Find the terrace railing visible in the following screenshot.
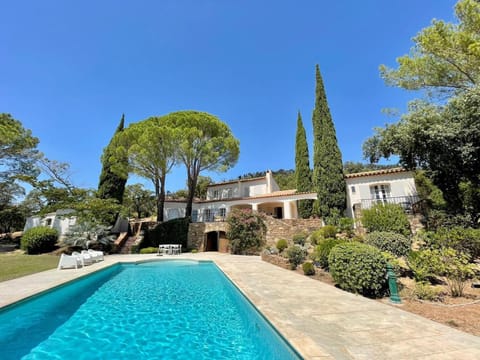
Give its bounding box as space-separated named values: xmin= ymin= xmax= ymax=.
xmin=360 ymin=195 xmax=420 ymax=213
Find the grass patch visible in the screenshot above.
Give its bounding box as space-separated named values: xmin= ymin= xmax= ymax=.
xmin=0 ymin=253 xmax=59 ymax=282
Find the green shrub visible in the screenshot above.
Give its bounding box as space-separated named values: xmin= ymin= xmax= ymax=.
xmin=338 ymin=217 xmax=354 ymax=237
xmin=310 ymin=225 xmax=337 ymax=245
xmin=21 ymin=226 xmax=58 ymax=254
xmin=276 ymin=239 xmax=288 ymax=253
xmin=285 ymin=245 xmax=306 ymax=270
xmin=361 ymin=203 xmax=411 ymax=237
xmin=143 ymin=217 xmax=189 ymax=250
xmin=191 ymin=249 xmax=198 ymax=253
xmin=302 ymin=262 xmax=316 ymax=276
xmin=226 ymin=209 xmax=267 ymax=255
xmin=381 ymin=251 xmax=403 ymax=278
xmin=320 ymin=225 xmax=337 ymax=239
xmin=310 ymin=239 xmax=346 ymax=270
xmin=292 ymin=232 xmax=308 ymax=246
xmin=139 ymin=247 xmax=158 ymax=254
xmin=309 ymin=230 xmax=323 ymax=245
xmin=328 ymin=242 xmax=388 ymax=298
xmin=420 ymin=227 xmax=480 ymax=260
xmin=407 ymin=248 xmax=475 ymax=296
xmin=364 ymin=231 xmax=411 ymax=257
xmin=412 ymin=282 xmax=443 ymax=301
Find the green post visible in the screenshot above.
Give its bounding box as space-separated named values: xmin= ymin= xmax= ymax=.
xmin=387 ymin=264 xmax=401 ymax=304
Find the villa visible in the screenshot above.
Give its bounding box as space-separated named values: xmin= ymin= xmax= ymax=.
xmin=23 ymin=168 xmax=419 ymax=249
xmin=164 ymin=167 xmax=419 ymax=223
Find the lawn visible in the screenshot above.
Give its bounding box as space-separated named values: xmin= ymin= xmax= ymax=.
xmin=0 ymin=253 xmax=59 ymax=282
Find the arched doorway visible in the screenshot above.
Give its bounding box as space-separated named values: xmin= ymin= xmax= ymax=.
xmin=205 ymin=231 xmax=218 ymax=251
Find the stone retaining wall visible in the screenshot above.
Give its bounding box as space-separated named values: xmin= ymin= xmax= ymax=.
xmin=264 ymin=218 xmax=323 ymax=247
xmin=261 ymin=252 xmax=290 ymax=270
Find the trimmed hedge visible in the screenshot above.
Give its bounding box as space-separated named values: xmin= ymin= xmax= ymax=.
xmin=302 ymin=262 xmax=316 ymax=275
xmin=328 ymin=242 xmax=388 ymax=298
xmin=276 ymin=239 xmax=288 ymax=252
xmin=141 ymin=217 xmax=189 ymax=250
xmin=21 ymin=226 xmax=58 ymax=254
xmin=364 ymin=231 xmax=411 ymax=257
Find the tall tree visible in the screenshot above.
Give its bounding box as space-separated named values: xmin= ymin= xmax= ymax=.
xmin=98 ymin=114 xmax=128 ymax=205
xmin=294 ymin=111 xmax=313 ymax=218
xmin=112 ymin=117 xmax=179 ymax=221
xmin=0 ymin=113 xmax=40 ymax=194
xmin=365 ymin=0 xmax=480 ymax=222
xmin=123 ymin=184 xmax=156 ymax=219
xmin=163 ymin=111 xmax=240 ymax=218
xmin=380 ymin=0 xmax=480 ymax=98
xmin=311 ymin=65 xmax=346 ymax=222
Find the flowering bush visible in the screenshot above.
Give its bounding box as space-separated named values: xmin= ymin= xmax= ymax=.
xmin=226 ymin=209 xmax=267 ymax=255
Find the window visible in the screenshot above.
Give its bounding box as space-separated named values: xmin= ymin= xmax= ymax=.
xmin=370 ymin=184 xmax=390 ymax=203
xmin=219 ymin=208 xmax=226 ymax=218
xmin=192 ymin=210 xmax=198 ymax=222
xmin=224 ymin=188 xmax=233 ymax=199
xmin=45 ymin=218 xmax=52 ymax=226
xmin=351 ymin=186 xmax=356 ymax=193
xmin=212 ymin=190 xmax=219 ymax=199
xmin=204 ymin=209 xmax=212 ymax=222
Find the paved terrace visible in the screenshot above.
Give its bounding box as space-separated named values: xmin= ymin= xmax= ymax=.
xmin=1 ymin=253 xmax=480 ymax=359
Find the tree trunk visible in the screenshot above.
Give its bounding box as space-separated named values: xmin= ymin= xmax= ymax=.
xmin=158 ymin=175 xmax=166 ymax=222
xmin=154 ymin=178 xmax=163 ymax=222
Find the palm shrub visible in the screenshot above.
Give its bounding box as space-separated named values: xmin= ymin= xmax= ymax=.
xmin=285 ymin=245 xmax=306 ymax=270
xmin=328 ymin=242 xmax=388 ymax=298
xmin=21 ymin=226 xmax=58 ymax=254
xmin=361 ymin=203 xmax=411 ymax=237
xmin=226 ymin=209 xmax=267 ymax=255
xmin=310 ymin=238 xmax=346 ymax=270
xmin=364 ymin=231 xmax=411 ymax=257
xmin=62 ymin=222 xmax=117 ymax=252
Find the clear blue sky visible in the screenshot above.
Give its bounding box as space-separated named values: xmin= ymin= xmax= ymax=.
xmin=0 ymin=0 xmax=457 ymax=193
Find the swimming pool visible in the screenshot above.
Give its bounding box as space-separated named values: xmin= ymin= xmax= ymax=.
xmin=0 ymin=260 xmax=301 ymax=359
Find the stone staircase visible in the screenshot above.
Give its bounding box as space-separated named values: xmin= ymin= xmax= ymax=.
xmin=119 ymin=236 xmax=139 ymax=254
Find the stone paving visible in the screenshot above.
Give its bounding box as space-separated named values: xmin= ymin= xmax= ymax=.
xmin=1 ymin=253 xmax=480 ymax=359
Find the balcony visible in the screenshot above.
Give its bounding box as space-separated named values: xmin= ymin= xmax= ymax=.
xmin=360 ymin=195 xmax=420 ymax=213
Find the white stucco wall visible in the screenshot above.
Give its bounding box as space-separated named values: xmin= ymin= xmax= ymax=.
xmin=24 ymin=209 xmax=76 ymax=238
xmin=345 ymin=171 xmax=417 ymax=218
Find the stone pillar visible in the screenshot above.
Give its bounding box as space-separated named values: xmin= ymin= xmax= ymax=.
xmin=283 ymin=200 xmax=293 ymax=219
xmin=252 ymin=203 xmax=258 ymax=212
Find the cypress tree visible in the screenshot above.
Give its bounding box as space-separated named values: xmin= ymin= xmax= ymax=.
xmin=98 ymin=114 xmax=128 ymax=205
xmin=311 ymin=65 xmax=346 ymax=222
xmin=295 ymin=111 xmax=313 ymax=218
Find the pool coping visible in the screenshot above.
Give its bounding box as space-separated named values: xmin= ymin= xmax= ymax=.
xmin=1 ymin=253 xmax=480 ymax=359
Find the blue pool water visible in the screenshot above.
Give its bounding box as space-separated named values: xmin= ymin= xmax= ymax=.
xmin=0 ymin=260 xmax=301 ymax=359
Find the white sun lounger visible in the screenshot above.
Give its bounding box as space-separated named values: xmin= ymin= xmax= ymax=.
xmin=57 ymin=253 xmax=83 ymax=270
xmin=72 ymin=251 xmax=93 ymax=266
xmin=87 ymin=249 xmax=104 ymax=262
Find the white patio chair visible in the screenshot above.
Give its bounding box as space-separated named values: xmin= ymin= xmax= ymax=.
xmin=57 ymin=253 xmax=82 ymax=270
xmin=157 ymin=244 xmax=172 ymax=255
xmin=171 ymin=244 xmax=182 ymax=255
